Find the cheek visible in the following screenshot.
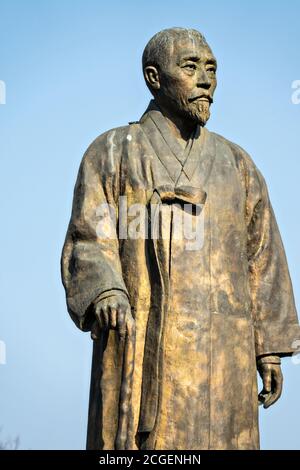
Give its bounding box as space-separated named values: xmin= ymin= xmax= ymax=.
xmin=211 ymin=78 xmax=217 ymax=94
xmin=166 ymin=82 xmax=189 ymax=102
xmin=174 ymin=81 xmax=194 ymax=101
xmin=163 ymin=75 xmax=194 ymax=103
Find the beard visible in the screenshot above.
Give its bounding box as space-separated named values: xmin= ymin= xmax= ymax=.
xmin=161 ymin=91 xmax=212 ymax=127
xmin=183 ymin=99 xmax=211 ymax=126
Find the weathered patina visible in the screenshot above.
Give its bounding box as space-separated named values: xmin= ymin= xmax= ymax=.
xmin=61 ymin=28 xmax=300 ymax=450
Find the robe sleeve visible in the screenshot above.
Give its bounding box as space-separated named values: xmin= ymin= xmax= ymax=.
xmin=246 ymin=165 xmax=300 ymax=358
xmin=61 ymin=131 xmax=128 ymax=331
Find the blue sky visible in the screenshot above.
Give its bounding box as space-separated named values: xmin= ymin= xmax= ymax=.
xmin=0 ymin=0 xmax=299 ymax=449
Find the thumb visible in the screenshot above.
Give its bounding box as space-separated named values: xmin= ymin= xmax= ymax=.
xmin=91 ymin=320 xmax=101 ymax=340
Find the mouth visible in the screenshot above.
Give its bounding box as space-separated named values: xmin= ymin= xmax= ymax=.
xmin=188 ymin=95 xmax=213 ymax=104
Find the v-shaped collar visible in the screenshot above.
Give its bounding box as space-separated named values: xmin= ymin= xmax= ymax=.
xmin=140 ymin=100 xmax=213 ymax=184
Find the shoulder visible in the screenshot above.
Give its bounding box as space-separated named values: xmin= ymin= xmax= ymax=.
xmin=209 ymin=130 xmax=256 ymax=169
xmin=79 ymin=125 xmax=133 ymax=174
xmin=208 ymin=129 xmax=266 ymax=189
xmin=84 ymin=125 xmax=131 ymax=157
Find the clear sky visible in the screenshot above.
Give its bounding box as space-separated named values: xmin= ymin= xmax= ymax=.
xmin=0 ymin=0 xmax=299 ymax=450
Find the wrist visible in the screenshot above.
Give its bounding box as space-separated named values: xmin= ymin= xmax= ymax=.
xmin=93 ymin=289 xmax=129 ymax=306
xmin=257 ymin=354 xmax=281 ymax=366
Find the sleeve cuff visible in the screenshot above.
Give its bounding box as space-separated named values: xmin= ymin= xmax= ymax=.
xmin=256 ymin=354 xmax=281 ymax=366
xmin=255 ymin=322 xmax=300 ymax=357
xmin=92 ymin=289 xmax=129 ymax=305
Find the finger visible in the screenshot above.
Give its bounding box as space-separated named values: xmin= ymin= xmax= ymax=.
xmin=264 ymin=370 xmax=283 ymax=409
xmin=101 ymin=305 xmax=109 ymax=329
xmin=258 ymin=390 xmax=266 ymax=405
xmin=109 ymin=307 xmax=117 ymax=329
xmin=126 ymin=309 xmax=135 ymax=337
xmin=94 ymin=304 xmax=104 ymax=329
xmin=264 ymin=388 xmax=281 ymax=408
xmin=264 ymin=391 xmax=280 ymax=408
xmin=91 ymin=320 xmax=101 ymax=340
xmin=263 ymin=369 xmax=272 ymax=393
xmin=117 ymin=307 xmax=127 ymax=339
xmin=258 ymin=389 xmax=272 ymax=405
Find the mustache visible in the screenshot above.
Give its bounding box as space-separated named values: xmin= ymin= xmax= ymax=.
xmin=188 ymin=93 xmax=213 ymax=104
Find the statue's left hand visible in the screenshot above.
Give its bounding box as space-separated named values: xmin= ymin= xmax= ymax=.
xmin=257 ymin=360 xmax=283 ymax=409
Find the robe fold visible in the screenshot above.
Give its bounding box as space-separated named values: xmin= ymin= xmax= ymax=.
xmin=61 ymin=100 xmax=300 ymax=450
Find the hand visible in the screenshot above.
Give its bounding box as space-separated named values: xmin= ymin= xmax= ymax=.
xmin=91 ymin=294 xmax=134 ymax=340
xmin=257 ymin=362 xmax=283 ymax=409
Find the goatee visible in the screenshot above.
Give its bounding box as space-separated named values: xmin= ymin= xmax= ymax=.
xmin=186 ymin=100 xmax=211 ymax=126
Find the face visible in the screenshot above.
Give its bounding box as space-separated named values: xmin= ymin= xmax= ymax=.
xmin=154 ymin=36 xmax=217 ymax=126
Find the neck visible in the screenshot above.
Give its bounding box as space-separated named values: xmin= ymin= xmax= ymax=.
xmin=154 ymin=100 xmax=197 ymax=142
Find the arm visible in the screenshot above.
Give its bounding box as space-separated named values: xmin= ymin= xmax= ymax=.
xmin=61 ymin=132 xmax=131 ymax=334
xmin=247 ymin=170 xmax=299 ymax=358
xmin=245 ymin=161 xmax=300 ymax=407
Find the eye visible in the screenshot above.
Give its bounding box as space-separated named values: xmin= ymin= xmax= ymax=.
xmin=206 ymin=66 xmax=216 ymax=74
xmin=183 ymin=63 xmax=197 ymax=71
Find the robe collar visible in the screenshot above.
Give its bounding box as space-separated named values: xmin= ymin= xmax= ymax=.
xmin=139 ymin=100 xmax=212 ymax=184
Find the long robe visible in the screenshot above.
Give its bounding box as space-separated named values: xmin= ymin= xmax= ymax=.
xmin=61 ymin=100 xmax=300 ymax=450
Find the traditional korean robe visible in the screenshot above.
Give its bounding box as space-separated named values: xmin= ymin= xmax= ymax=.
xmin=61 ymin=100 xmax=300 ymax=450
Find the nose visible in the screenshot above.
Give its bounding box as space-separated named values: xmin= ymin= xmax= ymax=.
xmin=196 ymin=68 xmax=211 ymax=89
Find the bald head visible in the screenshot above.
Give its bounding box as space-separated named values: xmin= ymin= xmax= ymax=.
xmin=142 ymin=27 xmax=209 ymax=71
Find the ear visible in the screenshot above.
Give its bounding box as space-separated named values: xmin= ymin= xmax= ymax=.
xmin=144 ymin=66 xmax=160 ymax=91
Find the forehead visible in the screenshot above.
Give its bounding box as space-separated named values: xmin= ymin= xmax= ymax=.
xmin=169 ymin=35 xmax=216 ymax=63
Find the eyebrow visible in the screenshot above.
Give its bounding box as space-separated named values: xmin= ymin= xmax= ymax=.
xmin=181 ymin=56 xmax=217 ymax=66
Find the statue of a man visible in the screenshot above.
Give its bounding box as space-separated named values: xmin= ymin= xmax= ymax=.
xmin=61 ymin=27 xmax=300 ymax=450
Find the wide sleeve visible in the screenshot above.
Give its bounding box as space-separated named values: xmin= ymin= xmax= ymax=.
xmin=61 ymin=132 xmax=128 ymax=331
xmin=246 ymin=166 xmax=300 ymax=357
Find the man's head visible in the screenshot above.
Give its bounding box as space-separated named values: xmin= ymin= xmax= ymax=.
xmin=142 ymin=27 xmax=217 ymax=126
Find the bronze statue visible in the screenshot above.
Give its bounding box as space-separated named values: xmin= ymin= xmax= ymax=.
xmin=61 ymin=27 xmax=300 ymax=450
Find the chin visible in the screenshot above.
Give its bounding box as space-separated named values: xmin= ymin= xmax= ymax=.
xmin=176 ymin=101 xmax=211 ymax=127
xmin=187 ymin=102 xmax=211 ymax=127
xmin=193 ymin=112 xmax=210 ymax=127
